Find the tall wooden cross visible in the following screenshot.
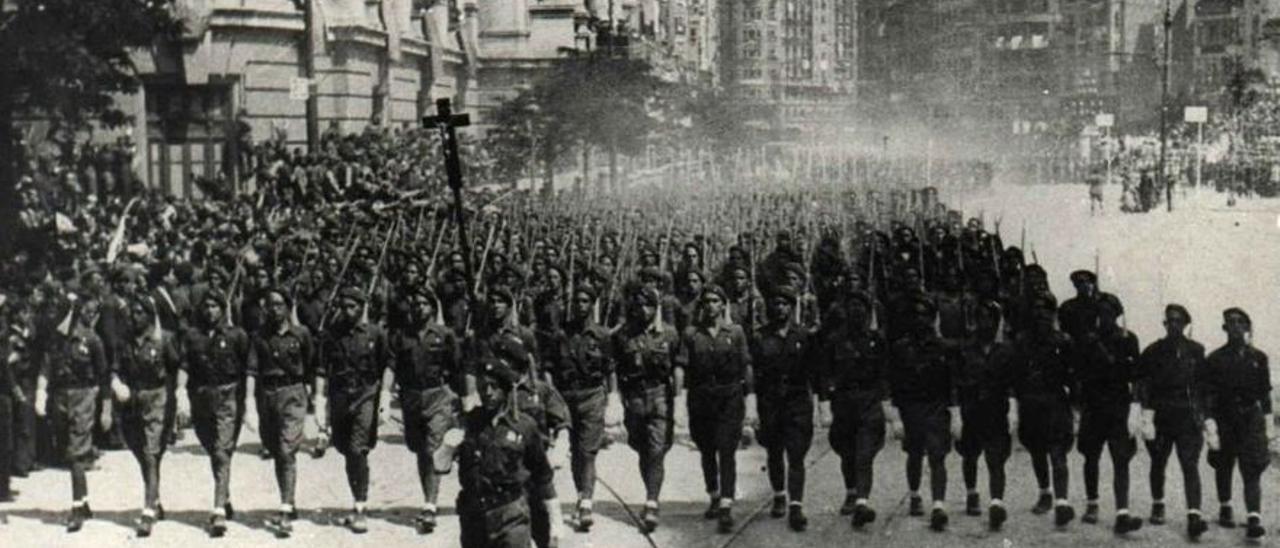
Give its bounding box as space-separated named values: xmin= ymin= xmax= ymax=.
xmin=424 ymin=98 xmax=475 ymax=296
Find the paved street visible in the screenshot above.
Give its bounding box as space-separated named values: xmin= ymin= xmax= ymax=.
xmin=3 ymin=409 xmax=1280 ymax=548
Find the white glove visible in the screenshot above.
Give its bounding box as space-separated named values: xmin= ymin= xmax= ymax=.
xmin=1007 ymin=398 xmax=1019 ymax=435
xmin=99 ymin=398 xmax=114 ymax=431
xmin=378 ymin=389 xmax=392 ymax=425
xmin=110 ymin=374 xmax=131 ymax=403
xmin=462 ymin=392 xmax=481 ymax=413
xmin=673 ymin=392 xmax=689 ymax=430
xmin=1126 ymin=403 xmax=1143 ymax=440
xmin=817 ymin=399 xmax=833 ymax=428
xmin=549 ymin=429 xmax=570 ymax=470
xmin=1140 ymin=409 xmax=1157 ymax=441
xmin=545 ymin=498 xmax=564 ymax=546
xmin=434 ymin=428 xmax=465 ymax=473
xmin=34 ymin=389 xmax=48 ymax=417
xmin=949 ymin=405 xmax=963 ymax=440
xmin=175 ymin=389 xmax=191 ymax=422
xmin=883 ymin=402 xmax=903 ymax=440
xmin=1204 ymin=419 xmax=1220 ymax=451
xmin=744 ymin=393 xmax=759 ymax=428
xmin=605 ymin=392 xmax=624 ymax=427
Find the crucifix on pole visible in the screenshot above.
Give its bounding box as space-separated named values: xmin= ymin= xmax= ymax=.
xmin=424 ymin=98 xmax=475 ymax=295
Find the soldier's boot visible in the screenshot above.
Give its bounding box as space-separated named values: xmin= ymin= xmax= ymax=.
xmin=1054 ymin=503 xmax=1076 ymax=527
xmin=65 ymin=505 xmax=87 ymax=533
xmin=703 ymin=497 xmax=721 ymax=520
xmin=576 ymin=503 xmax=594 ymax=532
xmin=155 ymin=503 xmax=166 ymax=521
xmin=1114 ymin=512 xmax=1144 ymax=535
xmin=989 ymin=503 xmax=1008 ymax=531
xmin=415 ymin=508 xmax=437 ymax=534
xmin=717 ymin=506 xmax=735 ymax=534
xmin=1246 ymin=514 xmax=1266 ymax=541
xmin=1219 ymin=506 xmax=1236 ymax=528
xmin=208 ymin=513 xmax=227 ymax=538
xmin=641 ymin=503 xmax=660 ymax=533
xmin=839 ymin=494 xmax=858 ymax=516
xmin=852 ymin=503 xmax=877 ymax=529
xmin=1149 ymin=502 xmax=1166 ymax=525
xmin=1083 ymin=502 xmax=1100 ymax=524
xmin=342 ymin=510 xmax=368 ymax=534
xmin=224 ymin=502 xmax=235 ymax=521
xmin=930 ymin=507 xmax=949 ymax=532
xmin=788 ymin=505 xmax=808 ymax=532
xmin=909 ymin=495 xmax=924 ymax=516
xmin=966 ymin=492 xmax=982 ymax=516
xmin=267 ymin=511 xmax=294 ymax=538
xmin=1032 ymin=492 xmax=1053 ymax=515
xmin=1187 ymin=512 xmax=1208 ymax=541
xmin=770 ymin=495 xmax=787 ymax=518
xmin=136 ymin=513 xmax=155 ymax=538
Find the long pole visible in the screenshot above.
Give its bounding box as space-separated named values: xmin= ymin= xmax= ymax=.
xmin=1195 ymin=120 xmax=1203 ymax=191
xmin=1160 ymin=0 xmax=1173 ymax=211
xmin=1105 ymin=125 xmax=1112 ymax=186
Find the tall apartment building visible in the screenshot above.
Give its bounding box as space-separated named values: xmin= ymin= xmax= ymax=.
xmin=720 ymin=0 xmax=858 ymax=131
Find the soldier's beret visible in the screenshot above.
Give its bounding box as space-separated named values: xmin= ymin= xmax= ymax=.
xmin=201 ymin=288 xmax=227 ymax=306
xmin=701 ymin=284 xmax=728 ymax=302
xmin=111 ymin=263 xmax=145 ymax=285
xmin=337 ymin=287 xmax=365 ymax=304
xmin=1223 ymin=307 xmax=1251 ymax=325
xmin=639 ymin=266 xmax=665 ymax=282
xmin=629 ymin=285 xmax=660 ymax=307
xmin=1165 ymin=304 xmax=1191 ymax=322
xmin=489 ymin=287 xmax=515 ymax=305
xmin=573 ymin=285 xmax=597 ymax=302
xmin=1097 ymin=292 xmax=1124 ymax=315
xmin=260 ymin=287 xmax=291 ymax=305
xmin=1070 ymin=270 xmax=1097 ymax=284
xmin=769 ymin=285 xmax=798 ymax=302
xmin=492 ymin=335 xmax=530 ymax=368
xmin=1024 ymin=264 xmax=1048 ymax=280
xmin=407 ymin=286 xmax=438 ymax=304
xmin=782 ymin=262 xmax=806 ymax=280
xmin=481 ymin=358 xmax=520 ymax=391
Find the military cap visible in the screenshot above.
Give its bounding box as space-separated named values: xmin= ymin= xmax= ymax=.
xmin=407 ymin=286 xmax=438 ymax=304
xmin=573 ymin=285 xmax=597 ymax=302
xmin=701 ymin=284 xmax=728 ymax=302
xmin=1165 ymin=304 xmax=1191 ymax=323
xmin=111 ymin=263 xmax=146 ymax=285
xmin=337 ymin=286 xmax=366 ymax=304
xmin=201 ymin=288 xmax=228 ymax=306
xmin=782 ymin=262 xmax=806 ymax=280
xmin=769 ymin=285 xmax=798 ymax=302
xmin=629 ymin=285 xmax=661 ymax=307
xmin=1069 ymin=270 xmax=1097 ymax=284
xmin=1096 ymin=292 xmax=1124 ymax=315
xmin=260 ymin=286 xmax=291 ymax=306
xmin=481 ymin=358 xmax=521 ymax=391
xmin=1223 ymin=307 xmax=1251 ymax=325
xmin=492 ymin=335 xmax=530 ymax=368
xmin=1024 ymin=264 xmax=1048 ymax=280
xmin=639 ymin=266 xmax=665 ymax=282
xmin=489 ymin=286 xmax=515 ymax=305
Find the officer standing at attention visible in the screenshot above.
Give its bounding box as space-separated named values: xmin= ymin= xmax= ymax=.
xmin=1134 ymin=304 xmax=1209 ymax=540
xmin=319 ymin=287 xmax=392 ymax=534
xmin=1203 ymin=307 xmax=1272 ymax=540
xmin=433 ymin=358 xmax=559 ymax=548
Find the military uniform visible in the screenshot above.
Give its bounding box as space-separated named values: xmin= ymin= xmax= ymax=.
xmin=1135 ymin=313 xmax=1207 ymax=532
xmin=321 ymin=318 xmax=390 ymax=507
xmin=390 ymin=318 xmax=460 ymax=520
xmin=117 ymin=328 xmax=180 ymax=514
xmin=1203 ymin=312 xmax=1270 ymax=536
xmin=888 ymin=317 xmax=958 ymax=516
xmin=820 ymin=307 xmax=888 ymax=523
xmin=542 ymin=316 xmax=613 ymax=504
xmin=250 ymin=321 xmax=313 ymax=511
xmin=751 ymin=314 xmax=819 ymax=528
xmin=46 ymin=323 xmax=107 ymax=512
xmin=952 ymin=328 xmax=1013 ymax=516
xmin=678 ymin=317 xmax=751 ymax=511
xmin=1008 ymin=321 xmax=1076 ymax=522
xmin=181 ymin=318 xmax=251 ymax=516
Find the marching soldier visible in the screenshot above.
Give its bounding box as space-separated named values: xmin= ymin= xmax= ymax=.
xmin=952 ymin=301 xmax=1015 ymax=530
xmin=249 ymin=287 xmax=315 ymax=536
xmin=750 ymin=285 xmax=822 ymax=532
xmin=318 ymin=287 xmax=392 ymax=533
xmin=887 ymin=295 xmax=961 ymax=531
xmin=1203 ymin=307 xmax=1271 ymax=540
xmin=433 ymin=358 xmax=560 ymax=548
xmin=821 ymin=291 xmax=888 ymax=528
xmin=389 ymin=287 xmax=459 ymax=534
xmin=677 ymin=284 xmax=754 ymax=534
xmin=541 ymin=285 xmax=615 ymax=531
xmin=1135 ymin=304 xmax=1209 ymax=539
xmin=180 ymin=289 xmax=251 ymax=537
xmin=114 ymin=294 xmax=182 ymax=536
xmin=1010 ymin=294 xmax=1076 ymax=527
xmin=609 ymin=285 xmax=679 ymax=532
xmin=1070 ymin=292 xmax=1144 ymax=534
xmin=35 ymin=294 xmax=108 ymax=532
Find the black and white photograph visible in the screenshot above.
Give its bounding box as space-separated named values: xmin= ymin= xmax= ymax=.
xmin=2 ymin=0 xmax=1280 ymax=546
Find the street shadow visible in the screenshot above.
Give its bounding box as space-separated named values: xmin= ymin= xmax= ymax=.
xmin=3 ymin=507 xmax=205 ymax=535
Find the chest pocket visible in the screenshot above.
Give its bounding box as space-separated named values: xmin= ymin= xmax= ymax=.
xmin=480 ymin=426 xmax=525 ymax=479
xmin=210 ymin=336 xmax=237 ymax=371
xmin=271 ymin=337 xmax=304 ymax=377
xmin=568 ymin=335 xmax=605 ymax=377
